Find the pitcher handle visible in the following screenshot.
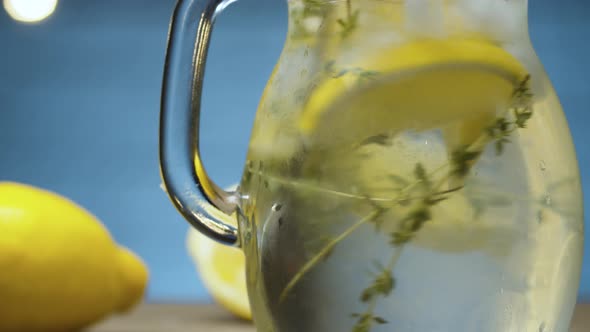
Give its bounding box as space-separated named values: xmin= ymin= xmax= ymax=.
xmin=159 ymin=0 xmax=240 ymax=246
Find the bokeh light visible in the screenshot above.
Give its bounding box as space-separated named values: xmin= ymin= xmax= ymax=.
xmin=3 ymin=0 xmax=58 ymax=23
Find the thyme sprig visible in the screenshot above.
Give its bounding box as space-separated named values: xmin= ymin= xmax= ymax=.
xmin=278 ymin=76 xmax=534 ymax=332
xmin=338 ymin=0 xmax=360 ymax=38
xmin=352 ymin=249 xmax=402 ymax=332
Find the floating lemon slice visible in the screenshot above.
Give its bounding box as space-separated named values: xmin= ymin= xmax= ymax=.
xmin=300 ymin=38 xmax=528 ymax=150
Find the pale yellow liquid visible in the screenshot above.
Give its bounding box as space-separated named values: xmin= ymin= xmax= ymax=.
xmin=237 ymin=1 xmax=584 ymax=331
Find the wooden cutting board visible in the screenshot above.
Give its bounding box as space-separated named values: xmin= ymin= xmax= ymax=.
xmin=91 ymin=303 xmax=589 ymax=332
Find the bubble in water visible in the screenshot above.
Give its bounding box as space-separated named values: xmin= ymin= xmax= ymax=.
xmin=544 ymin=195 xmax=552 ymax=206
xmin=537 ymin=210 xmax=544 ymax=224
xmin=539 ymin=322 xmax=546 ymax=332
xmin=303 ymin=16 xmax=322 ymax=32
xmin=539 ymin=160 xmax=547 ymax=171
xmin=527 ymin=274 xmax=537 ymax=287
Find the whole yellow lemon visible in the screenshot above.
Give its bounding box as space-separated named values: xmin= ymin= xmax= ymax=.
xmin=0 ymin=182 xmax=148 ymax=332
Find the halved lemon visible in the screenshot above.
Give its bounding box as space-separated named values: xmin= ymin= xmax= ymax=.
xmin=300 ymin=38 xmax=528 ymax=151
xmin=186 ymin=207 xmax=250 ymax=320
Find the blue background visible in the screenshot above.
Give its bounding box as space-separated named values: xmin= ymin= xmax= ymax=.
xmin=0 ymin=0 xmax=587 ymax=302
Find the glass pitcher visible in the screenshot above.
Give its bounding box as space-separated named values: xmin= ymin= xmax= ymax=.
xmin=159 ymin=0 xmax=584 ymax=331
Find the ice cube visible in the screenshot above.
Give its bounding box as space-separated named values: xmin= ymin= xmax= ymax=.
xmin=454 ymin=0 xmax=528 ymax=42
xmin=405 ymin=0 xmax=446 ymax=37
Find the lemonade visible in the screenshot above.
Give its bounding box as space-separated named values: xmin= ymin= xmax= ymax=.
xmin=236 ymin=1 xmax=584 ymax=331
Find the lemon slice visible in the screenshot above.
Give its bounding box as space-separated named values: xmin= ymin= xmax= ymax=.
xmin=300 ymin=38 xmax=528 ymax=150
xmin=186 ymin=207 xmax=250 ymax=320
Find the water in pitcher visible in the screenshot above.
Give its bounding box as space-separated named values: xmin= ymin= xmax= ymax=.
xmin=237 ymin=1 xmax=584 ymax=331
